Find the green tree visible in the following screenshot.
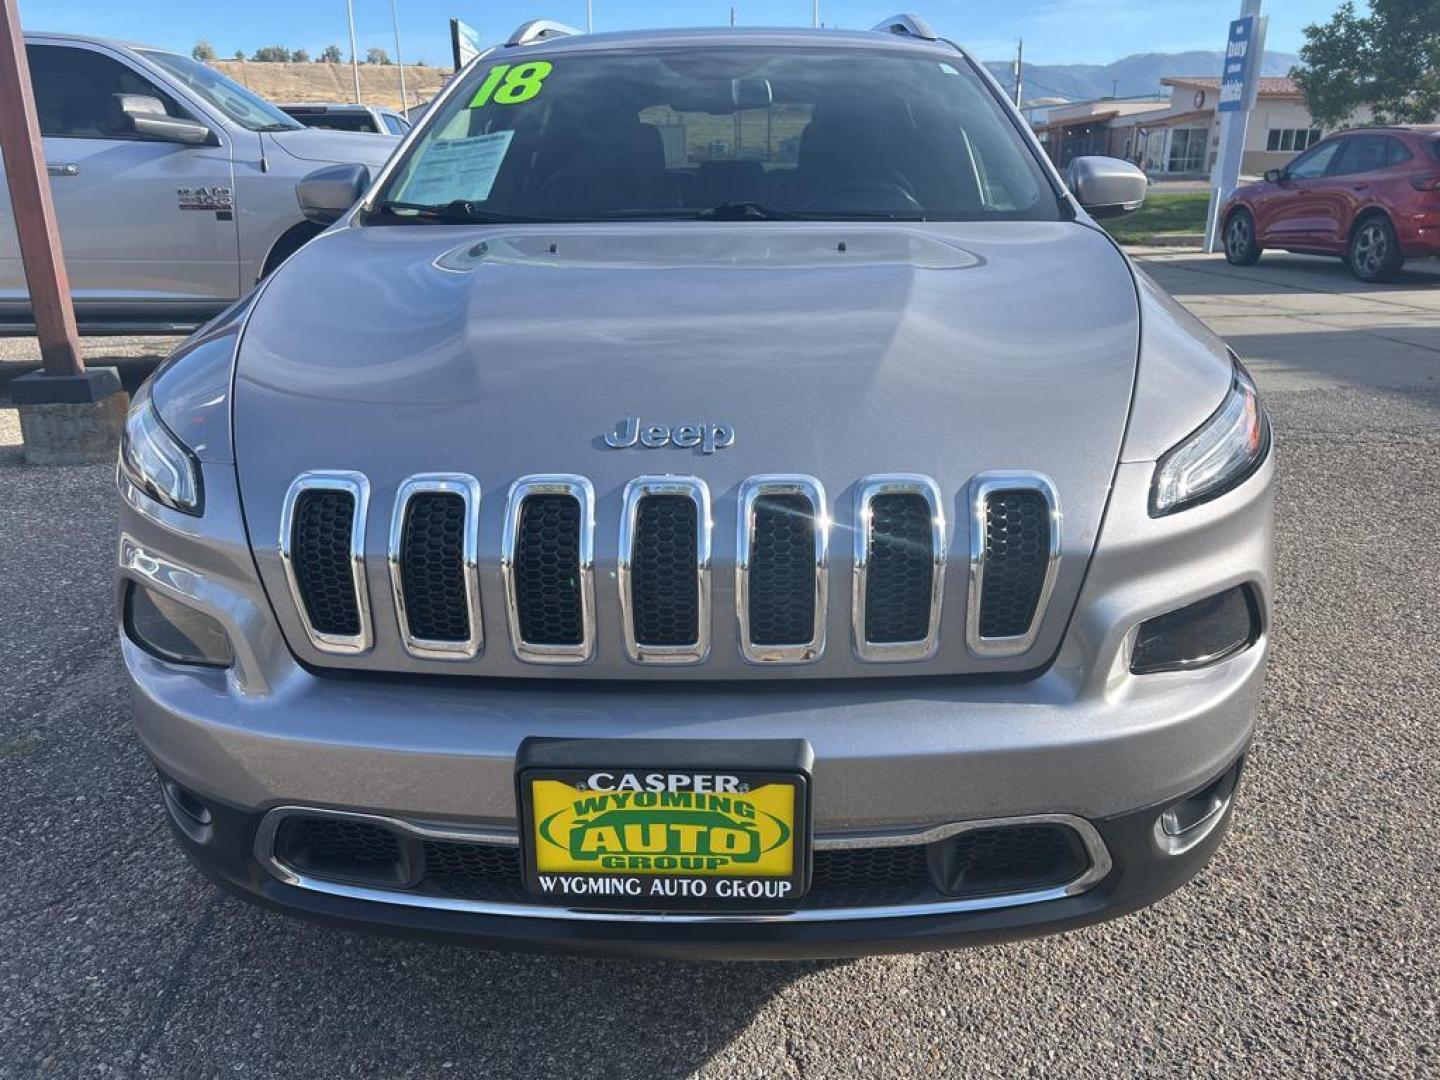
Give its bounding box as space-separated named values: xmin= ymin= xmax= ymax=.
xmin=251 ymin=44 xmax=293 ymax=62
xmin=319 ymin=44 xmax=343 ymax=63
xmin=233 ymin=49 xmax=246 ymax=61
xmin=292 ymin=48 xmax=310 ymax=63
xmin=1295 ymin=0 xmax=1440 ymax=125
xmin=191 ymin=39 xmax=216 ymax=61
xmin=366 ymin=47 xmax=391 ymax=65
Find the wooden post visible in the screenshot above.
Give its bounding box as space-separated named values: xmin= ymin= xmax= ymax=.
xmin=0 ymin=0 xmax=83 ymax=377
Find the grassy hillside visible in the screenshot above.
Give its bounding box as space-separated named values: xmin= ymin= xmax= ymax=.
xmin=211 ymin=60 xmax=449 ymax=110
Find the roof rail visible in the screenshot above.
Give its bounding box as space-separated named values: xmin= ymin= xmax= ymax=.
xmin=871 ymin=14 xmax=938 ymax=40
xmin=506 ymin=19 xmax=582 ymax=47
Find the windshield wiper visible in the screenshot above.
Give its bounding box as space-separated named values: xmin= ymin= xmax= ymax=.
xmin=787 ymin=209 xmax=929 ymax=221
xmin=696 ymin=201 xmax=799 ymax=220
xmin=256 ymin=123 xmax=301 ymax=132
xmin=369 ymin=199 xmax=564 ymax=225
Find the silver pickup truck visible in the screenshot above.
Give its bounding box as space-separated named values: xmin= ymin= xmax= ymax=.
xmin=0 ymin=33 xmax=397 ymax=335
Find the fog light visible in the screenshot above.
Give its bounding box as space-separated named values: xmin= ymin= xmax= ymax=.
xmin=1131 ymin=586 xmax=1259 ymax=675
xmin=126 ymin=583 xmax=233 ymax=667
xmin=1156 ymin=760 xmax=1241 ymax=855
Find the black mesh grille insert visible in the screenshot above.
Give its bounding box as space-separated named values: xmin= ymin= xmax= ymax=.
xmin=275 ymin=816 xmax=408 ymax=885
xmin=514 ymin=494 xmax=583 ymax=646
xmin=863 ymin=493 xmax=934 ymax=644
xmin=423 ymin=840 xmax=523 ymax=881
xmin=291 ymin=489 xmax=361 ymax=637
xmin=748 ymin=493 xmax=816 ymax=647
xmin=399 ymin=492 xmax=469 ymax=642
xmin=813 ymin=844 xmax=929 ymax=887
xmin=631 ymin=494 xmax=699 ymax=647
xmin=273 ymin=816 xmax=1093 ymax=911
xmin=978 ymin=489 xmax=1050 ymax=639
xmin=937 ymin=824 xmax=1086 ymax=897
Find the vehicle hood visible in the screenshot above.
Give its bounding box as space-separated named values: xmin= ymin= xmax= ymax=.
xmin=1228 ymin=179 xmax=1269 ymax=202
xmin=234 ymin=220 xmax=1141 ymax=680
xmin=265 ymin=126 xmax=398 ymax=167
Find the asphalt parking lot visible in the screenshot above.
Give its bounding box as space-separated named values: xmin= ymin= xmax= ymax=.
xmin=1 ymin=250 xmax=1437 ymax=1078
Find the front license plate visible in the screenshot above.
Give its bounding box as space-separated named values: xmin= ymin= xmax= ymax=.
xmin=519 ymin=767 xmax=810 ymax=911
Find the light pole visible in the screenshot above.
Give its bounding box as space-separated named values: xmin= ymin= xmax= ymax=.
xmin=812 ymin=0 xmax=818 ymax=28
xmin=390 ymin=0 xmax=407 ymax=112
xmin=587 ymin=0 xmax=593 ymax=32
xmin=346 ymin=0 xmax=361 ymax=103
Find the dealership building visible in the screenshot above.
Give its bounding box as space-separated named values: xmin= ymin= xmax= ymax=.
xmin=1035 ymin=76 xmax=1360 ymax=178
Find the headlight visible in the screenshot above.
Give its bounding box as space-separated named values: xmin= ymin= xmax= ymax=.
xmin=119 ymin=383 xmax=203 ymax=515
xmin=1150 ymin=360 xmax=1270 ymax=516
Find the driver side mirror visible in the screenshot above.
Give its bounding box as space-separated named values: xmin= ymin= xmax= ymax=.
xmin=109 ymin=94 xmax=213 ymax=145
xmin=1065 ymin=156 xmax=1147 ymax=218
xmin=297 ymin=163 xmax=371 ymax=224
xmin=1264 ymin=168 xmax=1285 ymax=184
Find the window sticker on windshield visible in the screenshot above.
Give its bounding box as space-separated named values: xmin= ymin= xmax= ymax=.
xmin=469 ymin=61 xmax=554 ymax=108
xmin=398 ymin=131 xmax=515 ymax=204
xmin=938 ymin=62 xmax=960 ymax=75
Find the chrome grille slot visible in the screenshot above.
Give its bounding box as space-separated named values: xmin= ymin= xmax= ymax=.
xmin=619 ymin=476 xmax=711 ymax=664
xmin=280 ymin=471 xmax=372 ymax=655
xmin=737 ymin=475 xmax=828 ymax=664
xmin=852 ymin=476 xmax=945 ymax=662
xmin=501 ymin=476 xmax=596 ymax=664
xmin=967 ymin=473 xmax=1060 ymax=658
xmin=388 ymin=474 xmax=482 ymax=660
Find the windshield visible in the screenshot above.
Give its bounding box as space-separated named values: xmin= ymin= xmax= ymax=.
xmin=138 ymin=50 xmax=303 ymax=131
xmin=374 ymin=45 xmax=1057 ymax=222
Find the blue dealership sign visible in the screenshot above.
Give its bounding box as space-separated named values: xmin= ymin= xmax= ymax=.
xmin=1218 ymin=17 xmax=1255 ymax=113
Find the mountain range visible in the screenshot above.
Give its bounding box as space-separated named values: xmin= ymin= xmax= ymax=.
xmin=983 ymin=50 xmax=1301 ymax=104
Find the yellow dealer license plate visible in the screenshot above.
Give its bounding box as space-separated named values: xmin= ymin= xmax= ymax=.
xmin=519 ymin=767 xmax=810 ymax=911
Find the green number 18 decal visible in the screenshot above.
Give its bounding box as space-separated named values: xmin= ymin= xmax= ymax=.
xmin=469 ymin=62 xmax=553 ymax=107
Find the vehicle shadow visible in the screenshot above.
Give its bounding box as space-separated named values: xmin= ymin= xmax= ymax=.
xmin=144 ymin=892 xmax=847 ymax=1078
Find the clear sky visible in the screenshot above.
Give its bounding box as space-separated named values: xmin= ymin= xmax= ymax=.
xmin=20 ymin=0 xmax=1340 ymax=67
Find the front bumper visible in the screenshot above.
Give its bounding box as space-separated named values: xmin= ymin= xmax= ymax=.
xmin=119 ymin=451 xmax=1273 ymax=957
xmin=157 ymin=756 xmax=1244 ymax=959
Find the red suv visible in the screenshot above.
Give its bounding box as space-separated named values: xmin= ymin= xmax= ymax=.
xmin=1221 ymin=125 xmax=1440 ymax=282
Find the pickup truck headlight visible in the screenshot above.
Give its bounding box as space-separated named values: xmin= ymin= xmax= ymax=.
xmin=1150 ymin=361 xmax=1270 ymax=516
xmin=119 ymin=383 xmax=203 ymax=515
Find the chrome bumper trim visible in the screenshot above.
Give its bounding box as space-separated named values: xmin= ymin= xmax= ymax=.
xmin=255 ymin=806 xmax=1112 ymax=925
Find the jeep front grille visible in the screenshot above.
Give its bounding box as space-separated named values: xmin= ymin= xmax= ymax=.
xmin=276 ymin=469 xmax=1063 ymax=669
xmin=966 ymin=473 xmax=1061 ymax=658
xmin=388 ymin=475 xmax=483 ymax=660
xmin=852 ymin=476 xmax=946 ymax=662
xmin=279 ymin=471 xmax=372 ymax=655
xmin=500 ymin=476 xmax=596 ymax=664
xmin=619 ymin=477 xmax=711 ymax=664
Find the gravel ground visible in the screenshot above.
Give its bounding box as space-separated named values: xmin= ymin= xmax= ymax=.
xmin=1 ymin=252 xmax=1437 ymax=1078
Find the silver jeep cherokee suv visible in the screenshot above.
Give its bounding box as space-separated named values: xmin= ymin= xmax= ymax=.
xmin=117 ymin=17 xmax=1273 ymax=959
